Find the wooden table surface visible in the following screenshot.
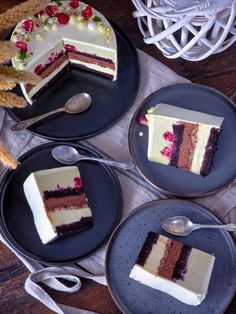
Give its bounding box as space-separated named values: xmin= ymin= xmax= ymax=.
xmin=0 ymin=1 xmax=236 ymax=313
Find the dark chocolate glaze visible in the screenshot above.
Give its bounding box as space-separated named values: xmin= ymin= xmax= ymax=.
xmin=137 ymin=231 xmax=159 ymax=267
xmin=172 ymin=245 xmax=192 ymax=280
xmin=56 ymin=216 xmax=93 ymax=236
xmin=44 ymin=187 xmax=84 ymax=200
xmin=170 ymin=124 xmax=185 ymax=167
xmin=200 ymin=127 xmax=221 ymax=176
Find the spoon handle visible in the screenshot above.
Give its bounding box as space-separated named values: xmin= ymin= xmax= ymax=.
xmin=194 ymin=223 xmax=236 ymax=232
xmin=79 ymin=156 xmax=135 ymax=170
xmin=10 ymin=107 xmax=65 ymax=131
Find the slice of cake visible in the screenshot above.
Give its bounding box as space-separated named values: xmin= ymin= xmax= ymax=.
xmin=146 ymin=104 xmax=224 ymax=175
xmin=23 ymin=166 xmax=93 ymax=244
xmin=129 ymin=232 xmax=215 ymax=306
xmin=11 ymin=1 xmax=117 ymax=104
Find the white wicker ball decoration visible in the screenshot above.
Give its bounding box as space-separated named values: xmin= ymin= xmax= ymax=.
xmin=132 ymin=0 xmax=236 ymax=61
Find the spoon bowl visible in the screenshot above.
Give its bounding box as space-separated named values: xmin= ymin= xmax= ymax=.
xmin=162 ymin=216 xmax=195 ymax=236
xmin=52 ymin=145 xmax=135 ymax=170
xmin=64 ymin=93 xmax=92 ymax=114
xmin=162 ymin=216 xmax=236 ymax=236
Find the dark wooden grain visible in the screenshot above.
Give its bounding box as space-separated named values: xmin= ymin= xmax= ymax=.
xmin=0 ymin=1 xmax=236 ymax=313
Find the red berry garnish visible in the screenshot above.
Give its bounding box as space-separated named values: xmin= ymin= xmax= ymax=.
xmin=34 ymin=64 xmax=44 ymax=74
xmin=45 ymin=5 xmax=58 ymax=17
xmin=22 ymin=19 xmax=34 ymax=32
xmin=69 ymin=0 xmax=79 ymax=9
xmin=138 ymin=114 xmax=147 ymax=126
xmin=57 ymin=13 xmax=70 ymax=25
xmin=161 ymin=145 xmax=173 ymax=159
xmin=15 ymin=41 xmax=28 ymax=52
xmin=163 ymin=131 xmax=176 ymax=142
xmin=74 ymin=177 xmax=83 ymax=189
xmin=64 ymin=44 xmax=77 ymax=53
xmin=82 ymin=5 xmax=92 ymax=19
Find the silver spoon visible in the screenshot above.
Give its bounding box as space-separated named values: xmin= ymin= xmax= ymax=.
xmin=11 ymin=93 xmax=92 ymax=131
xmin=52 ymin=145 xmax=135 ymax=171
xmin=162 ymin=216 xmax=236 ymax=236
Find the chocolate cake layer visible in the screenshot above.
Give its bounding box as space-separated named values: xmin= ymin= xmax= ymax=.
xmin=44 ymin=187 xmax=84 ymax=200
xmin=44 ymin=195 xmax=87 ymax=211
xmin=25 ymin=53 xmax=67 ymax=93
xmin=137 ymin=232 xmax=159 ymax=267
xmin=67 ymin=51 xmax=115 ymax=67
xmin=172 ymin=245 xmax=192 ymax=280
xmin=68 ymin=52 xmax=115 ymax=70
xmin=200 ymin=127 xmax=220 ymax=176
xmin=157 ymin=240 xmax=183 ymax=280
xmin=177 ymin=122 xmax=199 ymax=171
xmin=56 ymin=216 xmax=93 ymax=236
xmin=170 ymin=124 xmax=185 ymax=167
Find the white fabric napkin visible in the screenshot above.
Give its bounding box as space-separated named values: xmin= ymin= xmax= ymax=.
xmin=0 ymin=50 xmax=235 ymax=313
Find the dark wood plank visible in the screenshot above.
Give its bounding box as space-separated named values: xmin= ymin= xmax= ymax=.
xmin=0 ymin=1 xmax=235 ymax=313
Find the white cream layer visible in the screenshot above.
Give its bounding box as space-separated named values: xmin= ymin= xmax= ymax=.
xmin=147 ymin=115 xmax=174 ymax=165
xmin=48 ymin=207 xmax=92 ymax=227
xmin=70 ymin=58 xmax=116 ymax=77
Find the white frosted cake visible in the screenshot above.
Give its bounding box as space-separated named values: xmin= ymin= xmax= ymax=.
xmin=23 ymin=166 xmax=93 ymax=244
xmin=145 ymin=104 xmax=223 ymax=175
xmin=11 ymin=1 xmax=117 ymax=104
xmin=129 ymin=232 xmax=215 ymax=306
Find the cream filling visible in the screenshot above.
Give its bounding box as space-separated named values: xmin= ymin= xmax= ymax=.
xmin=34 ymin=166 xmax=81 ymax=194
xmin=27 ymin=59 xmax=69 ymax=99
xmin=69 ymin=58 xmax=116 ymax=77
xmin=147 ymin=115 xmax=174 ymax=164
xmin=143 ymin=235 xmax=169 ymax=274
xmin=176 ymin=249 xmax=215 ymax=294
xmin=48 ymin=207 xmax=92 ymax=227
xmin=190 ymin=124 xmax=212 ymax=174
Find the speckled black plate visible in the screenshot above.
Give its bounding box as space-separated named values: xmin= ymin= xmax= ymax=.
xmin=0 ymin=142 xmax=122 ymax=265
xmin=129 ymin=84 xmax=236 ymax=197
xmin=106 ymin=199 xmax=236 ymax=314
xmin=6 ymin=21 xmax=139 ymax=141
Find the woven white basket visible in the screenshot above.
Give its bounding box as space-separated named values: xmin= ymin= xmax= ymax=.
xmin=132 ymin=0 xmax=236 ymax=61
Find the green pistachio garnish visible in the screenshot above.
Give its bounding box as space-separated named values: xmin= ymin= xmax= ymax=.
xmin=55 ymin=0 xmax=63 ymax=6
xmin=93 ymin=16 xmax=102 ymax=23
xmin=16 ymin=51 xmax=27 ymax=61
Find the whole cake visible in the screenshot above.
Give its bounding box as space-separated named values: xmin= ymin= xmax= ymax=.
xmin=23 ymin=166 xmax=93 ymax=244
xmin=144 ymin=104 xmax=224 ymax=176
xmin=11 ymin=1 xmax=117 ymax=104
xmin=129 ymin=232 xmax=215 ymax=306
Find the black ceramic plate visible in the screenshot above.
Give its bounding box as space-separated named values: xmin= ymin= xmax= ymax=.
xmin=106 ymin=199 xmax=236 ymax=314
xmin=0 ymin=142 xmax=122 ymax=265
xmin=129 ymin=84 xmax=236 ymax=197
xmin=6 ymin=22 xmax=139 ymax=140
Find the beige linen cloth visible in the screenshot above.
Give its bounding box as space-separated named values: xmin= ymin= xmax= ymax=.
xmin=0 ymin=50 xmax=236 ymax=314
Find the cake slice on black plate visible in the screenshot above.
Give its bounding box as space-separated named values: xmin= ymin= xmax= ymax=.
xmin=23 ymin=166 xmax=93 ymax=244
xmin=129 ymin=232 xmax=215 ymax=306
xmin=145 ymin=104 xmax=224 ymax=176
